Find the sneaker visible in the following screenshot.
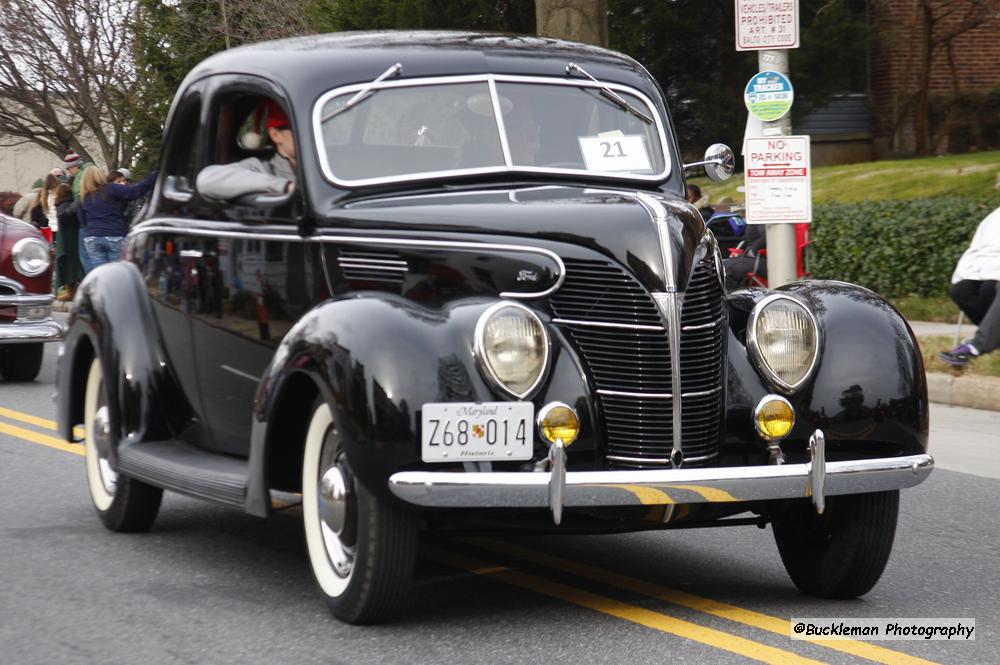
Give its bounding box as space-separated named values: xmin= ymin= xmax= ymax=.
xmin=939 ymin=343 xmax=980 ymax=367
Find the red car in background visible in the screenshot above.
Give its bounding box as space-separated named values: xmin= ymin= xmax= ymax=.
xmin=0 ymin=212 xmax=62 ymax=381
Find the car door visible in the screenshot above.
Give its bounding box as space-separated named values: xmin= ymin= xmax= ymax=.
xmin=186 ymin=78 xmax=328 ymax=456
xmin=132 ymin=81 xmax=213 ymax=447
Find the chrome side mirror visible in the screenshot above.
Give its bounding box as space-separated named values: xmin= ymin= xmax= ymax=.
xmin=683 ymin=143 xmax=735 ymax=182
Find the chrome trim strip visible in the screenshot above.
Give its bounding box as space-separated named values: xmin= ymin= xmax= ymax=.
xmin=681 ymin=319 xmax=721 ymax=332
xmin=132 ymin=222 xmax=566 ymax=299
xmin=312 ymin=73 xmax=671 ymax=188
xmin=0 ymin=294 xmax=52 ymax=307
xmin=634 ymin=193 xmax=675 ymax=291
xmin=553 ymin=318 xmax=664 ymax=332
xmin=650 ymin=291 xmax=684 ymax=467
xmin=338 ymin=263 xmax=409 ymax=272
xmin=0 ymin=318 xmax=63 ymax=343
xmin=597 ymin=386 xmax=720 ymax=399
xmin=387 ymin=454 xmax=934 ymax=508
xmin=336 ymin=257 xmax=408 ymax=267
xmin=746 ymin=293 xmax=821 ymax=392
xmin=598 ymin=389 xmax=672 ymax=399
xmin=606 ymin=453 xmax=716 ymax=465
xmin=0 ymin=276 xmax=26 ymax=295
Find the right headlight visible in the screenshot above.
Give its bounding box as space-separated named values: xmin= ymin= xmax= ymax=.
xmin=474 ymin=302 xmax=549 ymax=398
xmin=747 ymin=294 xmax=819 ymax=391
xmin=11 ymin=237 xmax=50 ymax=277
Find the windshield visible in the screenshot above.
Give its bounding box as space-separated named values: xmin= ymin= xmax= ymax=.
xmin=314 ymin=75 xmax=670 ymax=186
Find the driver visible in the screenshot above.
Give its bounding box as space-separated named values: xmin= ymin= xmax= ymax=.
xmin=197 ymin=99 xmax=296 ymax=200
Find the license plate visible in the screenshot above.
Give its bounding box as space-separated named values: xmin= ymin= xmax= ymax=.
xmin=421 ymin=402 xmax=534 ymax=463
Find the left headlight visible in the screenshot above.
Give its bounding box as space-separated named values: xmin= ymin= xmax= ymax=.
xmin=747 ymin=294 xmax=819 ymax=391
xmin=475 ymin=302 xmax=549 ymax=398
xmin=12 ymin=237 xmax=50 ymax=277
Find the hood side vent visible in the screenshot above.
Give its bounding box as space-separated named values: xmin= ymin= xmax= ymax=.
xmin=337 ymin=248 xmax=408 ymax=285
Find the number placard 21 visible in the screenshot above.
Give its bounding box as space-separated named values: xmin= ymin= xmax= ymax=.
xmin=578 ymin=135 xmax=651 ymax=172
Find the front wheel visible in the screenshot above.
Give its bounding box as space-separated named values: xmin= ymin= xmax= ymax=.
xmin=84 ymin=358 xmax=162 ymax=532
xmin=0 ymin=343 xmax=44 ymax=381
xmin=302 ymin=401 xmax=417 ymax=624
xmin=772 ymin=490 xmax=899 ymax=599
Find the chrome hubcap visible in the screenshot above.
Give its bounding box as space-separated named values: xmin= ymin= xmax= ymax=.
xmin=92 ymin=404 xmax=117 ymax=494
xmin=317 ymin=430 xmax=356 ymax=578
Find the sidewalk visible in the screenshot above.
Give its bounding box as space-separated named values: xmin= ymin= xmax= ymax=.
xmin=910 ymin=320 xmax=1000 ymax=412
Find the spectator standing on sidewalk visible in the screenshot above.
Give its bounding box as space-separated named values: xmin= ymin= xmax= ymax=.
xmin=64 ymin=150 xmax=97 ymax=274
xmin=77 ymin=167 xmax=157 ymax=270
xmin=12 ymin=178 xmax=42 ymax=222
xmin=940 ymin=204 xmax=1000 ymax=366
xmin=54 ymin=183 xmax=84 ymax=302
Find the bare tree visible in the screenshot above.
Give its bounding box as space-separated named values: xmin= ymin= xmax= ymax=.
xmin=875 ymin=0 xmax=1000 ymax=155
xmin=0 ymin=0 xmax=140 ymax=168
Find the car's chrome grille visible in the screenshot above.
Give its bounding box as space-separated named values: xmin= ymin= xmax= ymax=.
xmin=551 ymin=256 xmax=724 ymax=467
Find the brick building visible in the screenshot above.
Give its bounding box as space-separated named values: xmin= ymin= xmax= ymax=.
xmin=869 ymin=0 xmax=1000 ymax=156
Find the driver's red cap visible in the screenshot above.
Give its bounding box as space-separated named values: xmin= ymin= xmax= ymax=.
xmin=263 ymin=100 xmax=290 ymax=130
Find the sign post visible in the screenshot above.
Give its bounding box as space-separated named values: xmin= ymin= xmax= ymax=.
xmin=735 ymin=1 xmax=803 ymax=288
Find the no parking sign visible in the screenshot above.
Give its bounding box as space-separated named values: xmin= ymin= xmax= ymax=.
xmin=744 ymin=136 xmax=812 ymax=224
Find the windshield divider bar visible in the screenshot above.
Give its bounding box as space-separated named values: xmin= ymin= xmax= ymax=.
xmin=488 ymin=76 xmax=514 ymax=169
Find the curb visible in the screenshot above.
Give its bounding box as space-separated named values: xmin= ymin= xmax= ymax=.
xmin=926 ymin=372 xmax=1000 ymax=412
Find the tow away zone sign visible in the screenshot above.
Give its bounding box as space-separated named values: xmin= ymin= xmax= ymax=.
xmin=744 ymin=136 xmax=811 ymax=224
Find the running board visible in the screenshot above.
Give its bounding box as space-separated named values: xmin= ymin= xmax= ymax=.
xmin=117 ymin=441 xmax=248 ymax=507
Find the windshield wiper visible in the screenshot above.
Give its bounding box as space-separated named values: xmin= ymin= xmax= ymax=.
xmin=322 ymin=62 xmax=403 ymax=122
xmin=565 ymin=62 xmax=653 ymax=125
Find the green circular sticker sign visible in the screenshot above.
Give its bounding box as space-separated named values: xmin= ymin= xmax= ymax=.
xmin=744 ymin=70 xmax=794 ymax=122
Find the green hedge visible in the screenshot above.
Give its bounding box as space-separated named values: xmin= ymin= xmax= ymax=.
xmin=811 ymin=196 xmax=1000 ymax=297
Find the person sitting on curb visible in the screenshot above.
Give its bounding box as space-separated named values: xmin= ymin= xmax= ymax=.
xmin=940 ymin=204 xmax=1000 ymax=366
xmin=196 ymin=99 xmax=296 ymax=200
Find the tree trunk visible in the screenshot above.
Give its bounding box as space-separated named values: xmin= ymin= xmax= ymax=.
xmin=535 ymin=0 xmax=607 ymax=47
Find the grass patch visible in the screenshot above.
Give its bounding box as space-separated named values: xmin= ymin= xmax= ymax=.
xmin=918 ymin=335 xmax=1000 ymax=378
xmin=888 ymin=295 xmax=962 ymax=323
xmin=689 ymin=150 xmax=1000 ymax=206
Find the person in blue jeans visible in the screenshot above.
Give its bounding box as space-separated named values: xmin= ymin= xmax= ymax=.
xmin=77 ymin=167 xmax=157 ymax=270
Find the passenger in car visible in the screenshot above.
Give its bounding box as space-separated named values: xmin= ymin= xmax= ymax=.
xmin=197 ymin=100 xmax=297 ymax=200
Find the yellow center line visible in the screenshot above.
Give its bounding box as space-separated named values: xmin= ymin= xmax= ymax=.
xmin=421 ymin=544 xmax=826 ymax=665
xmin=466 ymin=538 xmax=938 ymax=665
xmin=0 ymin=406 xmax=85 ymax=439
xmin=0 ymin=421 xmax=84 ymax=456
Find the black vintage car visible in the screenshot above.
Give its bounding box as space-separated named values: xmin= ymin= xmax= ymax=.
xmin=57 ymin=32 xmax=933 ymax=624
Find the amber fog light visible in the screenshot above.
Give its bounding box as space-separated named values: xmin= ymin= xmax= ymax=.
xmin=537 ymin=402 xmax=579 ymax=446
xmin=754 ymin=395 xmax=795 ymax=441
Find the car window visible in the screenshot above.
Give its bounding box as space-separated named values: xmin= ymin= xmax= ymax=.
xmin=314 ymin=75 xmax=669 ymax=185
xmin=162 ymin=91 xmax=203 ymax=187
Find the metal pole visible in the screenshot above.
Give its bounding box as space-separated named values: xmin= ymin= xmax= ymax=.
xmin=759 ymin=50 xmax=797 ymax=287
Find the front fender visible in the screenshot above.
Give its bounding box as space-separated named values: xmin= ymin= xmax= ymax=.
xmin=56 ymin=262 xmax=184 ymax=445
xmin=725 ymin=280 xmax=929 ymax=462
xmin=250 ymin=293 xmax=505 ymax=506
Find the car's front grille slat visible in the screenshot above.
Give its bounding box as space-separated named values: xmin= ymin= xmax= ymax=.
xmin=551 ymin=255 xmax=724 ymax=468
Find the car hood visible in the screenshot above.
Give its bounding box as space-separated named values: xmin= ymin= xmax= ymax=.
xmin=323 ymin=186 xmax=709 ymax=293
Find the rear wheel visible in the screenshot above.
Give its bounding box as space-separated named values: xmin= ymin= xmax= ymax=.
xmin=772 ymin=490 xmax=899 ymax=598
xmin=302 ymin=401 xmax=417 ymax=624
xmin=84 ymin=358 xmax=162 ymax=532
xmin=0 ymin=343 xmax=44 ymax=381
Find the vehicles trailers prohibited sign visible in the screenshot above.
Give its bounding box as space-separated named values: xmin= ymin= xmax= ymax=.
xmin=744 ymin=136 xmax=811 ymax=224
xmin=735 ymin=0 xmax=799 ymax=50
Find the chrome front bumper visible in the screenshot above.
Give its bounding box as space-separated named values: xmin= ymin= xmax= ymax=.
xmin=388 ymin=430 xmax=933 ymax=523
xmin=0 ymin=293 xmax=63 ymax=343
